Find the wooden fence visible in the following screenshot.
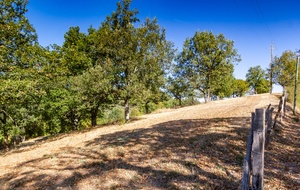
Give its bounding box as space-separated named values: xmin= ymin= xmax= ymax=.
xmin=241 ymin=93 xmax=287 ymax=190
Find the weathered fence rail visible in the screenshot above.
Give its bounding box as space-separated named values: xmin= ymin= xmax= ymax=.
xmin=241 ymin=93 xmax=287 ymax=190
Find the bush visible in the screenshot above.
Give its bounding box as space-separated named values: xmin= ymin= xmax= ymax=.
xmin=130 ymin=107 xmax=142 ymax=118
xmin=97 ymin=107 xmax=124 ymax=125
xmin=162 ymin=99 xmax=177 ymax=109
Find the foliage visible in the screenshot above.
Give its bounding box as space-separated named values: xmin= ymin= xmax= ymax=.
xmin=98 ymin=0 xmax=175 ymax=121
xmin=177 ymin=31 xmax=240 ymax=102
xmin=72 ymin=63 xmax=114 ymax=126
xmin=0 ymin=0 xmax=255 ymax=148
xmin=211 ymin=64 xmax=235 ymax=98
xmin=166 ymin=60 xmax=191 ymax=106
xmin=272 ymin=50 xmax=296 ymax=91
xmin=0 ymin=0 xmax=37 ymax=74
xmin=246 ymin=66 xmax=270 ymax=94
xmin=61 ymin=26 xmax=92 ymax=76
xmin=0 ymin=0 xmax=40 ymax=147
xmin=233 ymin=79 xmax=249 ymax=97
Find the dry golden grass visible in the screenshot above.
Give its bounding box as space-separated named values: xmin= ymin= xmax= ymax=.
xmin=0 ymin=94 xmax=299 ymax=189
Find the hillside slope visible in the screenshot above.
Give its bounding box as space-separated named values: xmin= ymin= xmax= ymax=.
xmin=0 ymin=94 xmax=299 ymax=189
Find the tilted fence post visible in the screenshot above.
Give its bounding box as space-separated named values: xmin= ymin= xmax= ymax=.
xmin=273 ymin=98 xmax=283 ymax=129
xmin=252 ymin=108 xmax=265 ymax=190
xmin=280 ymin=96 xmax=285 ymax=121
xmin=242 ymin=112 xmax=255 ymax=190
xmin=283 ymin=90 xmax=287 ymax=117
xmin=265 ymin=107 xmax=274 ymax=148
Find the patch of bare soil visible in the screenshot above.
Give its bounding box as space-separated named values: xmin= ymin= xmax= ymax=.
xmin=0 ymin=94 xmax=299 ymax=189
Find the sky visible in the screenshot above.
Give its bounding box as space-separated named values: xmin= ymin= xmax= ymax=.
xmin=25 ymin=0 xmax=300 ymax=93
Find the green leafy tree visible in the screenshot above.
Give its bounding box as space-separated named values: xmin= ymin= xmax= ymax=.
xmin=272 ymin=51 xmax=296 ymax=91
xmin=246 ymin=66 xmax=269 ymax=94
xmin=61 ymin=26 xmax=92 ymax=76
xmin=233 ymin=79 xmax=249 ymax=97
xmin=35 ymin=45 xmax=69 ymax=135
xmin=99 ymin=0 xmax=174 ymax=122
xmin=177 ymin=31 xmax=240 ymax=102
xmin=0 ymin=0 xmax=37 ymax=75
xmin=211 ymin=64 xmax=235 ymax=99
xmin=166 ymin=61 xmax=190 ymax=106
xmin=58 ymin=26 xmax=96 ymax=129
xmin=72 ymin=63 xmax=114 ymax=126
xmin=0 ymin=0 xmax=40 ymax=147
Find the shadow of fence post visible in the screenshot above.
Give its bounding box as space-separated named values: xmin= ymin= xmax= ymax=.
xmin=242 ymin=112 xmax=254 ymax=190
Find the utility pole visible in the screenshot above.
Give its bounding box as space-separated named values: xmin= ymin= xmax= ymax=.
xmin=293 ymin=51 xmax=300 ymax=115
xmin=269 ymin=43 xmax=275 ymax=94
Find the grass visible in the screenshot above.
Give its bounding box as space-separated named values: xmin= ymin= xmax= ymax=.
xmin=0 ymin=117 xmax=251 ymax=189
xmin=0 ymin=94 xmax=298 ymax=189
xmin=286 ymin=85 xmax=300 ymax=111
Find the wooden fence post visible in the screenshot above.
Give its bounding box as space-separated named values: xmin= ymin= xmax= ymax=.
xmin=252 ymin=108 xmax=265 ymax=190
xmin=283 ymin=90 xmax=287 ymax=116
xmin=273 ymin=98 xmax=283 ymax=129
xmin=265 ymin=104 xmax=271 ymax=129
xmin=265 ymin=107 xmax=274 ymax=148
xmin=242 ymin=112 xmax=255 ymax=189
xmin=280 ymin=96 xmax=285 ymax=121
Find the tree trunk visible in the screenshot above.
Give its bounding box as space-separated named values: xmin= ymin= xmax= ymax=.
xmin=204 ymin=89 xmax=211 ymax=103
xmin=91 ymin=108 xmax=98 ymax=127
xmin=73 ymin=112 xmax=79 ymax=130
xmin=1 ymin=106 xmax=8 ymax=149
xmin=124 ymin=98 xmax=130 ymax=122
xmin=207 ymin=88 xmax=211 ymax=102
xmin=206 ymin=71 xmax=212 ymax=102
xmin=145 ymin=101 xmax=150 ymax=114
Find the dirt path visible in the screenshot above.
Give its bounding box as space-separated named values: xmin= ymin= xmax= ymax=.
xmin=0 ymin=94 xmax=299 ymax=189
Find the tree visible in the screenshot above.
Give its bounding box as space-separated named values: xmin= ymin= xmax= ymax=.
xmin=0 ymin=0 xmax=37 ymax=75
xmin=246 ymin=66 xmax=269 ymax=94
xmin=177 ymin=31 xmax=240 ymax=102
xmin=99 ymin=0 xmax=174 ymax=122
xmin=272 ymin=50 xmax=296 ymax=91
xmin=166 ymin=61 xmax=190 ymax=106
xmin=33 ymin=45 xmax=72 ymax=135
xmin=0 ymin=0 xmax=40 ymax=147
xmin=211 ymin=63 xmax=235 ymax=99
xmin=61 ymin=26 xmax=92 ymax=76
xmin=233 ymin=79 xmax=249 ymax=97
xmin=72 ymin=63 xmax=114 ymax=126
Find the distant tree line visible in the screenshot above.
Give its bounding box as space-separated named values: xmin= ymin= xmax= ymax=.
xmin=1 ymin=0 xmax=295 ymax=148
xmin=245 ymin=50 xmax=298 ymax=96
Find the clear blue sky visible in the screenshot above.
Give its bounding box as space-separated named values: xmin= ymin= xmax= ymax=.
xmin=26 ymin=0 xmax=300 ymax=92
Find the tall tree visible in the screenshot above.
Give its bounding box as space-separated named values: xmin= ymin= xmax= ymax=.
xmin=0 ymin=0 xmax=37 ymax=75
xmin=0 ymin=0 xmax=39 ymax=147
xmin=246 ymin=66 xmax=269 ymax=94
xmin=99 ymin=0 xmax=174 ymax=122
xmin=177 ymin=31 xmax=240 ymax=102
xmin=272 ymin=50 xmax=296 ymax=91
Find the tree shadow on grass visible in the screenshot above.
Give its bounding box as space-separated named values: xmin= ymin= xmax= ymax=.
xmin=0 ymin=116 xmax=251 ymax=189
xmin=1 ymin=114 xmax=297 ymax=189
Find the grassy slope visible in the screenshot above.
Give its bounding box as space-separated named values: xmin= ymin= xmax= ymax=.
xmin=0 ymin=94 xmax=299 ymax=190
